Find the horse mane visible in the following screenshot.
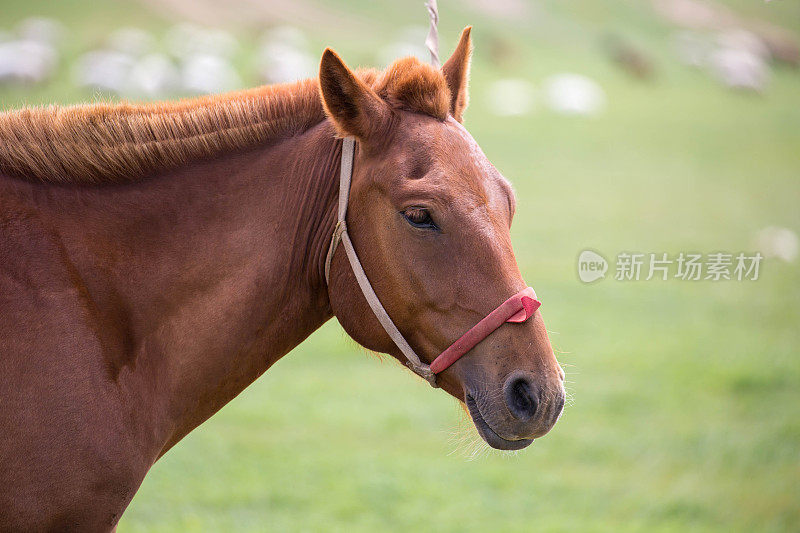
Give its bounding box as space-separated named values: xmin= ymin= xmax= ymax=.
xmin=0 ymin=57 xmax=449 ymax=185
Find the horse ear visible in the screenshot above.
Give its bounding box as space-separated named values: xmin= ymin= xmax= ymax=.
xmin=319 ymin=48 xmax=392 ymax=142
xmin=442 ymin=27 xmax=472 ymax=122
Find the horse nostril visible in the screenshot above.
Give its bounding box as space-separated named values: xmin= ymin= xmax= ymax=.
xmin=504 ymin=375 xmax=538 ymax=421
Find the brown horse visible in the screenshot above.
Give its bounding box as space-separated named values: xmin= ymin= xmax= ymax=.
xmin=0 ymin=29 xmax=564 ymax=530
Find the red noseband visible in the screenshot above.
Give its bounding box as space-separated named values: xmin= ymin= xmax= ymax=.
xmin=429 ymin=287 xmax=541 ymax=374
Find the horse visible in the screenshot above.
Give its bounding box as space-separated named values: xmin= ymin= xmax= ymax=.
xmin=0 ymin=28 xmax=565 ymax=530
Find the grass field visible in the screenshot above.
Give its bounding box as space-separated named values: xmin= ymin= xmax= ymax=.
xmin=2 ymin=0 xmax=799 ymax=531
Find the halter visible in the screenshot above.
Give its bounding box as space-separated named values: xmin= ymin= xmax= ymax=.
xmin=324 ymin=137 xmax=541 ymax=388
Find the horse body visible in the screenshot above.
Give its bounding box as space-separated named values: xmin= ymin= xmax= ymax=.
xmin=0 ymin=29 xmax=565 ymax=530
xmin=0 ymin=121 xmax=341 ymax=528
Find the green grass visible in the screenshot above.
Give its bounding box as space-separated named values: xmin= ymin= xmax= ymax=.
xmin=2 ymin=1 xmax=799 ymax=531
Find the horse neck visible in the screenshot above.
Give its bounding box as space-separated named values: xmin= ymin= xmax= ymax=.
xmin=41 ymin=121 xmax=341 ymax=454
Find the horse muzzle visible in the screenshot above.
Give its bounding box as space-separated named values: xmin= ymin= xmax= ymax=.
xmin=465 ymin=370 xmax=565 ymax=450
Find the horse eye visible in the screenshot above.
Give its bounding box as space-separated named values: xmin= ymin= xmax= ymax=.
xmin=402 ymin=207 xmax=438 ymax=230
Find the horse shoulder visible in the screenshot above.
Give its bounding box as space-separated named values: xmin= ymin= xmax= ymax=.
xmin=0 ymin=193 xmax=146 ymax=531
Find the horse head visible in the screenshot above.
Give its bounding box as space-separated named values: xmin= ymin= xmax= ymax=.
xmin=322 ymin=29 xmax=565 ymax=450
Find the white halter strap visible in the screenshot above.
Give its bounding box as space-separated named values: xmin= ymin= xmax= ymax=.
xmin=324 ymin=138 xmax=438 ymax=387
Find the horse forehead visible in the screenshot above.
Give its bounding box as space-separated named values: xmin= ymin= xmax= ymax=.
xmin=442 ymin=118 xmax=492 ymax=171
xmin=436 ymin=118 xmax=511 ymax=202
xmin=387 ymin=115 xmax=513 ymax=208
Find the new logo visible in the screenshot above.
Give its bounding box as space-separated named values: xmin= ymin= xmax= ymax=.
xmin=577 ymin=250 xmax=608 ymax=283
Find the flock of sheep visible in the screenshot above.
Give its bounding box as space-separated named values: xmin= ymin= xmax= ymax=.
xmin=0 ymin=16 xmax=791 ymax=115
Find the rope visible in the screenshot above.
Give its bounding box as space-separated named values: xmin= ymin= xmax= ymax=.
xmin=425 ymin=0 xmax=440 ymax=68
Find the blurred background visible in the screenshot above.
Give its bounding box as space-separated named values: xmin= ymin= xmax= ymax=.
xmin=2 ymin=0 xmax=799 ymax=530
